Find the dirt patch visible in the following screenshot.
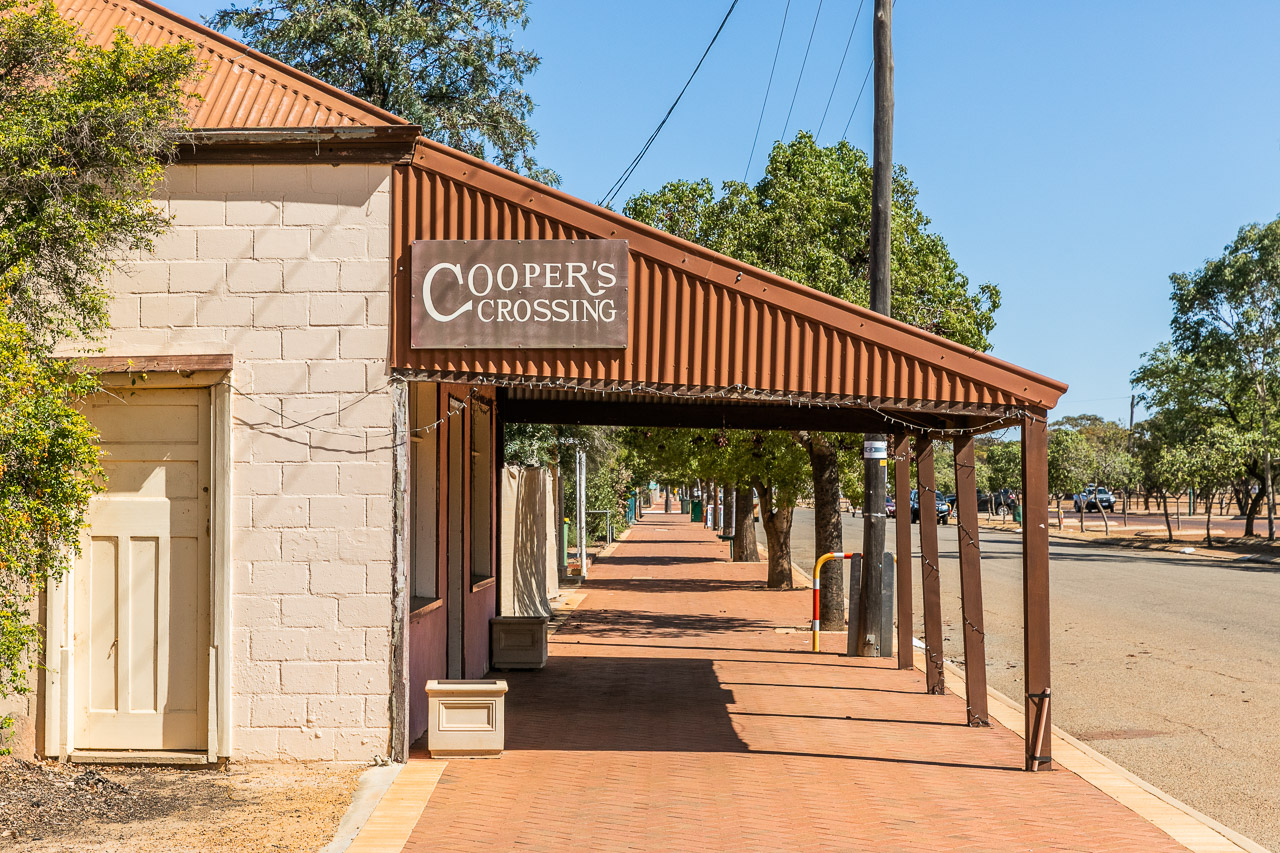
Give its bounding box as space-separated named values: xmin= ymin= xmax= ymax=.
xmin=1 ymin=757 xmax=364 ymax=852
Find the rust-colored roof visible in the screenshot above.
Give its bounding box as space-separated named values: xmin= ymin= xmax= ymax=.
xmin=55 ymin=0 xmax=407 ymax=128
xmin=391 ymin=138 xmax=1067 ymax=421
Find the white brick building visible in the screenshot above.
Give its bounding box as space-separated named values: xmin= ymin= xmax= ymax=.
xmin=36 ymin=0 xmax=431 ymax=763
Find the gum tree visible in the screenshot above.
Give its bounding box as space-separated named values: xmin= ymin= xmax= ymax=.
xmin=209 ymin=0 xmax=558 ymax=183
xmin=1171 ymin=220 xmax=1280 ymax=539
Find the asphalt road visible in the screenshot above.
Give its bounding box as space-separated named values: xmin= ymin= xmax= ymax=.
xmin=764 ymin=509 xmax=1280 ymax=851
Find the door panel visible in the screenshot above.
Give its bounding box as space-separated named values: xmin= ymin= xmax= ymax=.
xmin=73 ymin=387 xmax=210 ymax=751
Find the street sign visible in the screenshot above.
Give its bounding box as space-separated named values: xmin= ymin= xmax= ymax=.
xmin=410 ymin=239 xmax=629 ymax=349
xmin=863 ymin=440 xmax=888 ymax=459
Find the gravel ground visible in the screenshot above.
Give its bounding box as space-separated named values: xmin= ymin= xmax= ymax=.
xmin=1 ymin=757 xmax=364 ymax=853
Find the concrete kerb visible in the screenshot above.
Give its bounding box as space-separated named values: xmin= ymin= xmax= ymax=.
xmin=319 ymin=763 xmax=403 ymax=853
xmin=916 ymin=645 xmax=1267 ymax=853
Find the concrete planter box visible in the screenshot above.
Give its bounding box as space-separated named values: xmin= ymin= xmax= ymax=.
xmin=490 ymin=616 xmax=549 ymax=670
xmin=425 ymin=680 xmax=508 ymax=758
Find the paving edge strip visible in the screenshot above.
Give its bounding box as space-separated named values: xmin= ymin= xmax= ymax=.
xmin=340 ymin=759 xmax=448 ymax=853
xmin=918 ymin=649 xmax=1267 ymax=853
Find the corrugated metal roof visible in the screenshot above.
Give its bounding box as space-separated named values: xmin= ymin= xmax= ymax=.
xmin=55 ymin=0 xmax=407 ymax=129
xmin=391 ymin=138 xmax=1066 ymax=421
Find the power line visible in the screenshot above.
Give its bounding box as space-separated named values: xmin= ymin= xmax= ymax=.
xmin=599 ymin=1 xmax=740 ymax=209
xmin=817 ymin=0 xmax=866 ymax=139
xmin=780 ymin=0 xmax=825 ymax=141
xmin=744 ymin=0 xmax=792 ymax=182
xmin=840 ymin=60 xmax=873 ymax=140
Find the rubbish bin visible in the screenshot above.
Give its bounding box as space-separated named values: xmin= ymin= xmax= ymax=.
xmin=690 ymin=499 xmax=704 ymax=523
xmin=680 ymin=497 xmax=689 ymax=513
xmin=1013 ymin=505 xmax=1023 ymax=524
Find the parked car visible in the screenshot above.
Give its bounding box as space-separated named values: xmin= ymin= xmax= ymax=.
xmin=1074 ymin=487 xmax=1116 ymax=513
xmin=978 ymin=489 xmax=1016 ymax=516
xmin=910 ymin=489 xmax=951 ymax=524
xmin=885 ymin=496 xmax=896 ymax=518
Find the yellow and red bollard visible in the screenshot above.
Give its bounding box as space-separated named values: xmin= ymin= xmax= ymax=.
xmin=811 ymin=552 xmax=856 ymax=651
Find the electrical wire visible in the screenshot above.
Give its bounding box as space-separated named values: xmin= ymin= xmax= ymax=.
xmin=840 ymin=60 xmax=873 ymax=140
xmin=780 ymin=0 xmax=825 ymax=141
xmin=816 ymin=0 xmax=866 ymax=139
xmin=744 ymin=0 xmax=792 ymax=182
xmin=599 ymin=0 xmax=740 ymax=209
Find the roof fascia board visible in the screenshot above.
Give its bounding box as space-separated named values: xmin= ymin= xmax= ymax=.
xmin=178 ymin=126 xmax=421 ymax=164
xmin=410 ymin=137 xmax=1067 ymax=409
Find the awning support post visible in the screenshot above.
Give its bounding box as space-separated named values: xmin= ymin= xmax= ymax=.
xmin=953 ymin=435 xmax=989 ymax=726
xmin=915 ymin=435 xmax=945 ymax=694
xmin=1021 ymin=413 xmax=1052 ymax=769
xmin=892 ymin=434 xmax=913 ymax=670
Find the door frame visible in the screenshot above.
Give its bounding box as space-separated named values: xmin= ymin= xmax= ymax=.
xmin=43 ymin=355 xmax=233 ymax=762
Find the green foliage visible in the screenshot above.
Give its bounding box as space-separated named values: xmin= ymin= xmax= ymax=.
xmin=1048 ymin=415 xmax=1136 ymax=496
xmin=624 ymin=132 xmax=1001 ymax=350
xmin=208 ymin=0 xmax=557 ymax=184
xmin=564 ymin=442 xmax=633 ymax=545
xmin=984 ymin=441 xmax=1022 ymax=495
xmin=0 ymin=0 xmax=197 ymax=345
xmin=1153 ymin=422 xmax=1250 ymax=537
xmin=1047 ymin=428 xmax=1091 ymax=498
xmin=508 ymin=423 xmax=634 ymax=544
xmin=1135 ymin=215 xmax=1280 ymax=532
xmin=0 ymin=305 xmax=103 ymax=700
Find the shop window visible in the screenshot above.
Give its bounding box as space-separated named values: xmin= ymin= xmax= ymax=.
xmin=470 ymin=401 xmax=493 ymax=583
xmin=409 ymin=384 xmax=438 ymax=608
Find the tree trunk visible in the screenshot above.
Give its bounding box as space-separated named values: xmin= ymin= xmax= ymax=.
xmin=802 ymin=433 xmax=845 ymax=628
xmin=757 ymin=484 xmax=794 ymax=589
xmin=1244 ymin=488 xmax=1264 ymax=537
xmin=1161 ymin=492 xmax=1173 ymax=542
xmin=732 ymin=485 xmax=760 ymax=562
xmin=1267 ymin=449 xmax=1275 ymax=541
xmin=1205 ymin=488 xmax=1214 ymax=546
xmin=1098 ymin=501 xmax=1109 ymax=535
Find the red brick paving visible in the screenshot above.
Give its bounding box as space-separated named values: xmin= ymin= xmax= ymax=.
xmin=403 ymin=514 xmax=1187 ymax=852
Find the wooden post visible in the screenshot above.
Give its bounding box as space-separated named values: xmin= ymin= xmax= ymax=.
xmin=915 ymin=436 xmax=944 ymax=694
xmin=893 ymin=433 xmax=913 ymax=670
xmin=389 ymin=377 xmax=410 ymax=762
xmin=1021 ymin=413 xmax=1052 ymax=770
xmin=953 ymin=436 xmax=989 ymax=726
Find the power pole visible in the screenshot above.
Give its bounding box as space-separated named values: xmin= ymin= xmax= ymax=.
xmin=853 ymin=0 xmax=893 ymax=658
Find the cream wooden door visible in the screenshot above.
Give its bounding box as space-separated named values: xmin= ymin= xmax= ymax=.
xmin=73 ymin=387 xmax=211 ymax=750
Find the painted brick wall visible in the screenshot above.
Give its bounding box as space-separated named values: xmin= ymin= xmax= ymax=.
xmin=91 ymin=163 xmax=396 ymax=761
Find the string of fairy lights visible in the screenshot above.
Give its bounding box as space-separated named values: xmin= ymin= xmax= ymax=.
xmin=227 ymin=372 xmax=1035 ymax=457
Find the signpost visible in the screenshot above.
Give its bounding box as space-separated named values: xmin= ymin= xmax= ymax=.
xmin=410 ymin=240 xmax=629 ymax=350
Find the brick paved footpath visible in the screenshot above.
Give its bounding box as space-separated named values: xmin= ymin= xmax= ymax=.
xmin=402 ymin=514 xmax=1188 ymax=853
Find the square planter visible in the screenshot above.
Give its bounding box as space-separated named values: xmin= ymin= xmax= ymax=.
xmin=490 ymin=616 xmax=549 ymax=670
xmin=425 ymin=680 xmax=508 ymax=758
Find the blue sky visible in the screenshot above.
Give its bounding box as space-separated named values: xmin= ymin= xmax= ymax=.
xmin=169 ymin=0 xmax=1280 ymax=424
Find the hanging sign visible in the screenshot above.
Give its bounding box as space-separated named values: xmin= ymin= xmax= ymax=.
xmin=410 ymin=239 xmax=629 ymax=349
